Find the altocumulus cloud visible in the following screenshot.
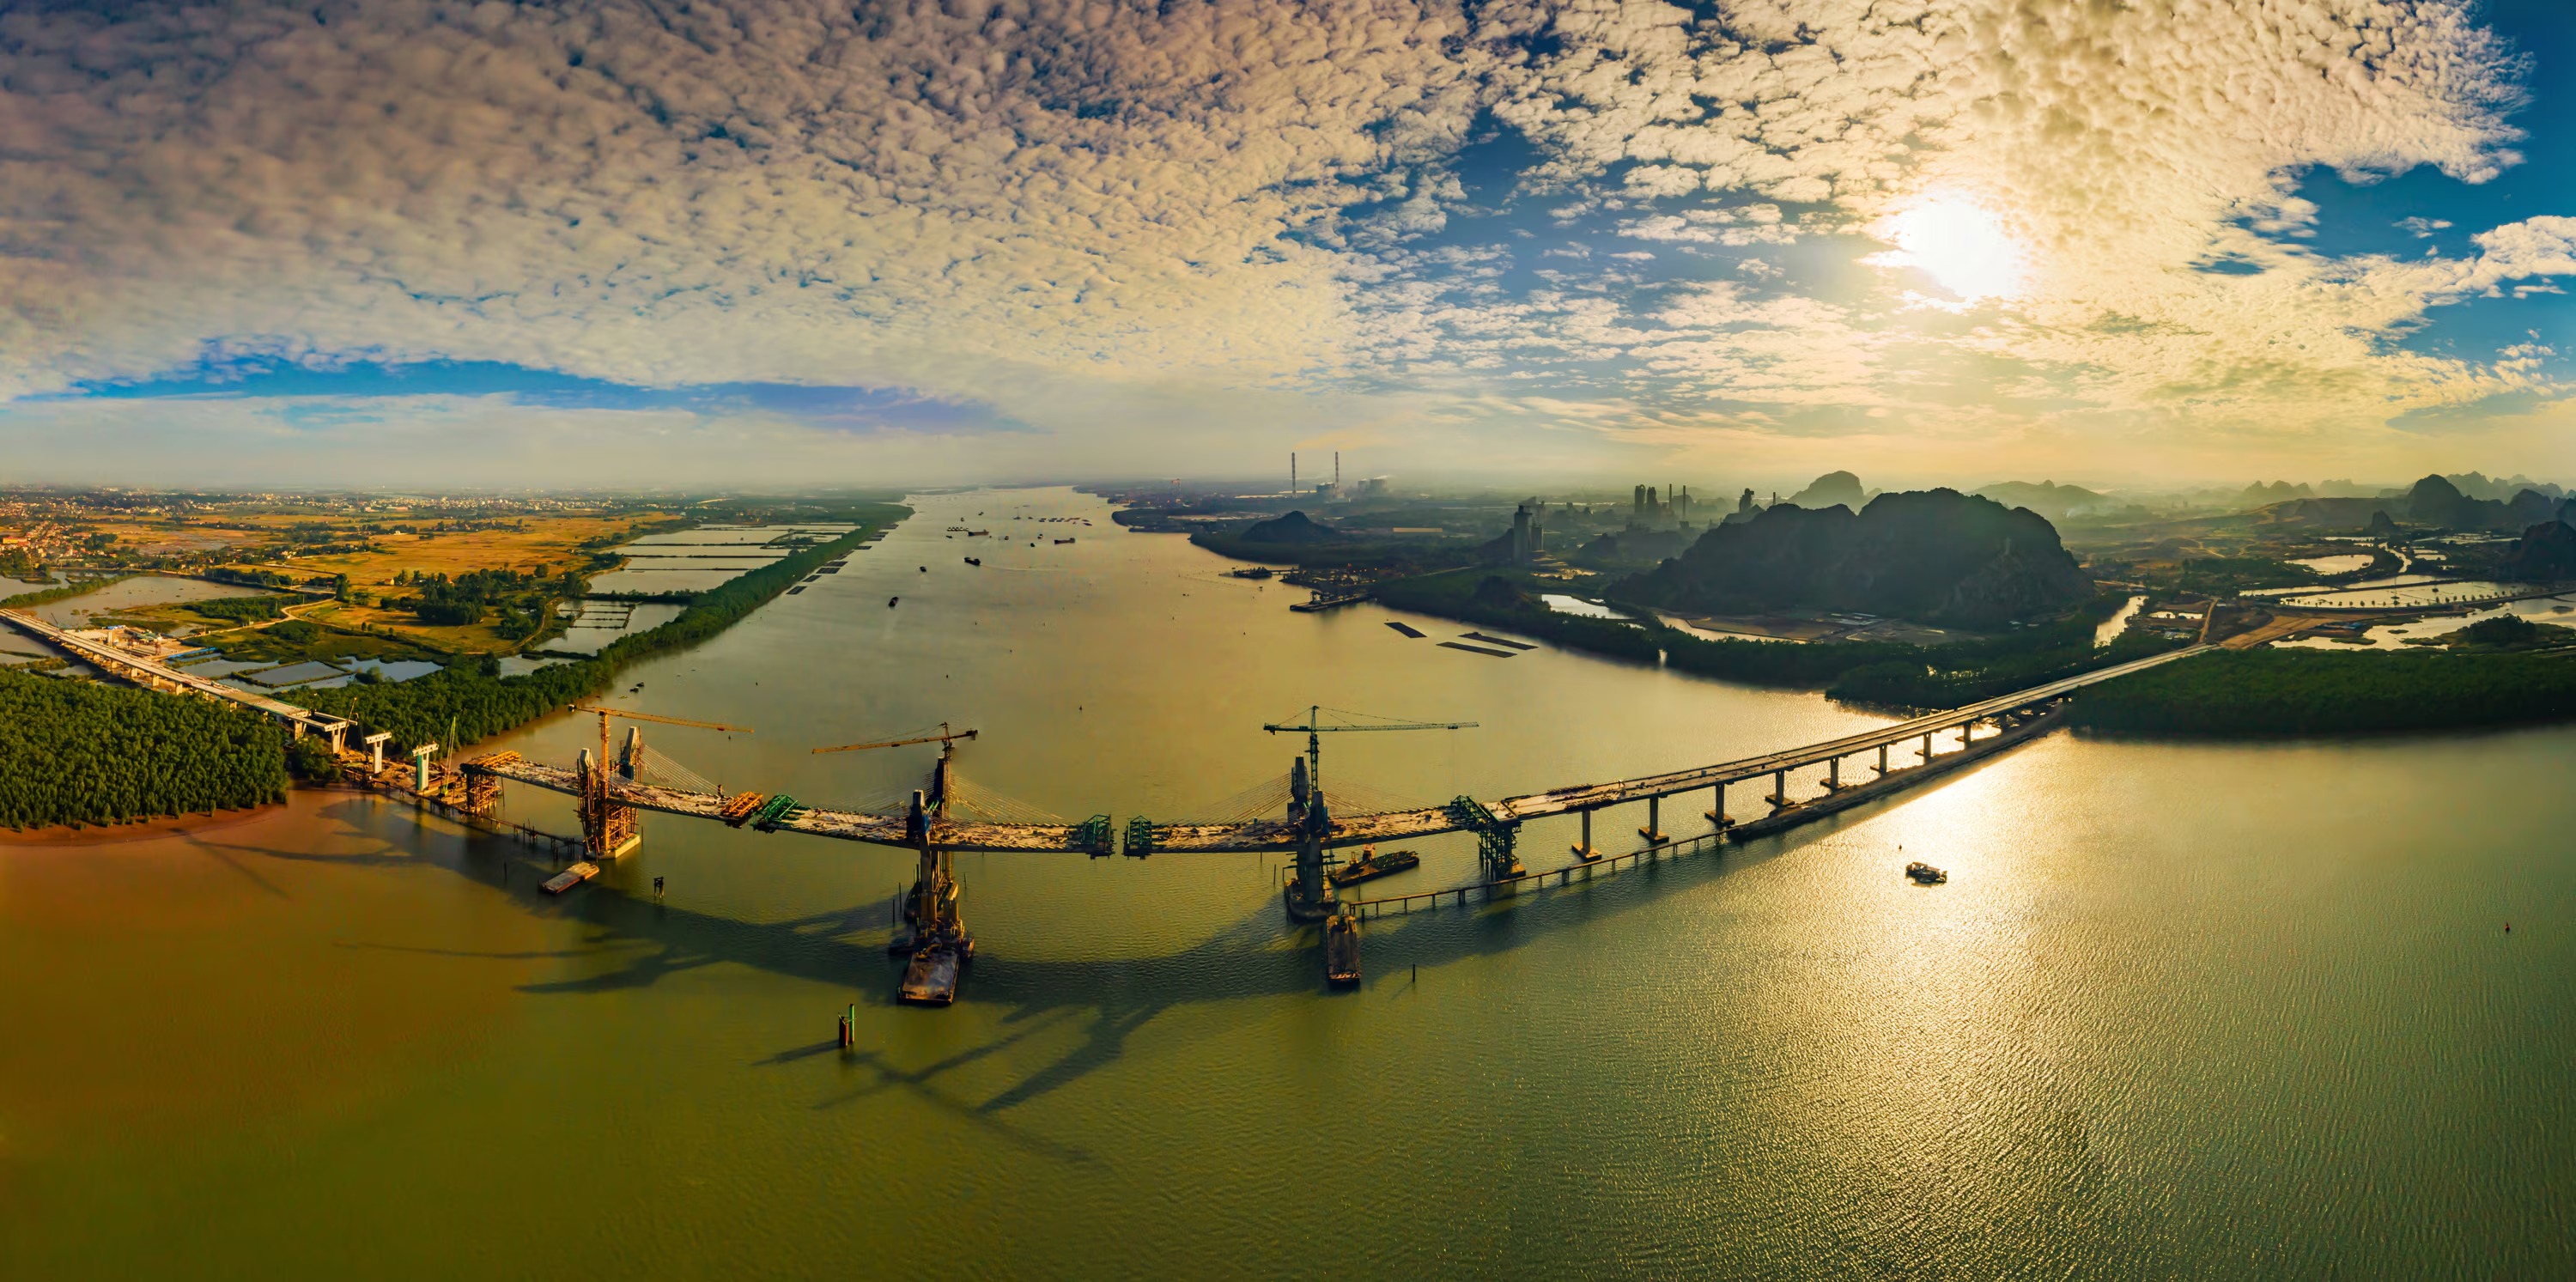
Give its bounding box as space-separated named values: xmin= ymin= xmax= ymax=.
xmin=2 ymin=0 xmax=2571 ymax=477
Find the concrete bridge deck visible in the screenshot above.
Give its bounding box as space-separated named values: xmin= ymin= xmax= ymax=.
xmin=467 ymin=757 xmax=1113 ymax=854
xmin=15 ymin=586 xmax=2212 ymax=867
xmin=1 ymin=607 xmax=355 ymax=744
xmin=1139 ymin=642 xmax=2212 ymax=853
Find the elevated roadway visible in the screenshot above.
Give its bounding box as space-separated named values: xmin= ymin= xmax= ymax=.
xmin=465 ymin=756 xmax=1113 ymax=854
xmin=1 ymin=607 xmax=355 ymax=746
xmin=1142 ymin=642 xmax=2213 ymax=854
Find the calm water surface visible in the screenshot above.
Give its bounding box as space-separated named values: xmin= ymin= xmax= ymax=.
xmin=5 ymin=489 xmax=2571 ymax=1278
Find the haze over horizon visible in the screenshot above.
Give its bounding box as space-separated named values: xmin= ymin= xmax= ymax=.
xmin=7 ymin=0 xmax=2575 ymax=488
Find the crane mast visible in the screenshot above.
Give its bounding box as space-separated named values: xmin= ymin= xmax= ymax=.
xmin=565 ymin=705 xmax=753 ymax=860
xmin=812 ymin=719 xmax=981 ymax=999
xmin=1261 ymin=706 xmax=1476 ymax=923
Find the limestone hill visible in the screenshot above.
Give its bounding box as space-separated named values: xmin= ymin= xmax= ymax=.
xmin=1618 ymin=489 xmax=2093 ymax=629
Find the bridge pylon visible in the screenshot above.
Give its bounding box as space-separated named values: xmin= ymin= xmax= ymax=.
xmin=578 ymin=748 xmax=641 ymax=860
xmin=1283 ymin=756 xmax=1335 ymax=922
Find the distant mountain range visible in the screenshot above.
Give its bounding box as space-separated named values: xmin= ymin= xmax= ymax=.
xmin=1619 ymin=489 xmax=2094 ymax=629
xmin=2272 ymin=475 xmax=2571 ymax=532
xmin=1974 ymin=480 xmax=2113 ymax=520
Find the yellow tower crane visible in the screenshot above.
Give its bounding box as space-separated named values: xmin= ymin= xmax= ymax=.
xmin=811 ymin=721 xmax=981 ymax=1002
xmin=811 ymin=722 xmax=977 ymax=755
xmin=567 ymin=705 xmax=754 ymax=860
xmin=571 ymin=705 xmax=754 ymax=766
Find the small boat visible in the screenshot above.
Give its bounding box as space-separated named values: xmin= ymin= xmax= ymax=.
xmin=1905 ymin=861 xmax=1947 ymax=884
xmin=1324 ymin=910 xmax=1361 ymax=987
xmin=1329 ymin=847 xmax=1421 ymax=886
xmin=888 ymin=597 xmax=899 ymax=608
xmin=1054 ymin=538 xmax=1075 ymax=544
xmin=1224 ymin=567 xmax=1273 ymax=580
xmin=542 ymin=861 xmax=601 ymax=895
xmin=964 ymin=556 xmax=981 ymax=566
xmin=918 ymin=566 xmax=927 ymax=573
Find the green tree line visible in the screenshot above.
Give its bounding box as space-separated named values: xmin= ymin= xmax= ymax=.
xmin=191 ymin=593 xmax=305 ymax=623
xmin=2 ymin=574 xmax=136 ymax=610
xmin=2070 ymin=648 xmax=2576 ymax=736
xmin=303 ymin=515 xmax=901 ymax=750
xmin=0 ymin=669 xmax=288 ymax=829
xmin=1375 ymin=570 xmax=2159 ymax=710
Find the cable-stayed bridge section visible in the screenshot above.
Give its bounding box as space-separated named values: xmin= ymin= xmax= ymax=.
xmin=465 ymin=754 xmax=1112 ymax=854
xmin=436 ymin=641 xmax=2211 ymax=1000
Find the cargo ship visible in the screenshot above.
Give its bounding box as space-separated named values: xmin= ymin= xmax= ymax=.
xmin=1905 ymin=861 xmax=1947 ymax=884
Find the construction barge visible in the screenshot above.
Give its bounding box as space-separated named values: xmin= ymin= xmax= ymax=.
xmin=899 ymin=944 xmax=967 ymax=1005
xmin=1330 ymin=848 xmax=1419 ymax=886
xmin=1291 ymin=590 xmax=1371 ymax=613
xmin=1324 ymin=911 xmax=1361 ymax=987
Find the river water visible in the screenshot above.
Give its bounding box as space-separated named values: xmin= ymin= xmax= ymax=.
xmin=6 ymin=488 xmax=2571 ymax=1278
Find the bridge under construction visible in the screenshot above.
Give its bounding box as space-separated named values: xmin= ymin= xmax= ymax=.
xmin=4 ymin=596 xmax=2211 ymax=1005
xmin=445 ymin=643 xmax=2212 ymax=1004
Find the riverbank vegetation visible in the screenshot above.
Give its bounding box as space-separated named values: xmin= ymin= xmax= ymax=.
xmin=301 ymin=516 xmax=899 ymax=750
xmin=1376 ymin=570 xmax=2172 ymax=711
xmin=0 ymin=669 xmax=288 ymax=829
xmin=0 ymin=574 xmax=134 ymax=611
xmin=2071 ymin=649 xmax=2576 ymax=736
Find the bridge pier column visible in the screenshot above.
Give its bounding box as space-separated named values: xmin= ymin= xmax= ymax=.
xmin=1704 ymin=781 xmax=1729 ymax=830
xmin=1286 ymin=833 xmax=1333 ymax=922
xmin=1921 ymin=732 xmax=1933 ymax=764
xmin=463 ymin=770 xmax=502 ymax=817
xmin=1571 ymin=809 xmax=1599 ymax=860
xmin=1637 ymin=796 xmax=1666 ymax=845
xmin=1877 ymin=744 xmax=1889 ymax=775
xmin=1767 ymin=769 xmax=1787 ymax=811
xmin=1826 ymin=757 xmax=1841 ymax=791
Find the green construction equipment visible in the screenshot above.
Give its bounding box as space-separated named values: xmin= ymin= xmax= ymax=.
xmin=1450 ymin=795 xmax=1523 ymax=881
xmin=750 ymin=793 xmax=805 ymax=831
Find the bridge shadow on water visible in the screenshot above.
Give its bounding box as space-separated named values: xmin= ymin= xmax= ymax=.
xmin=269 ymin=774 xmax=1987 ymax=1144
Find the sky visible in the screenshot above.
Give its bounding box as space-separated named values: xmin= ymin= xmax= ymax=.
xmin=3 ymin=0 xmax=2574 ymax=491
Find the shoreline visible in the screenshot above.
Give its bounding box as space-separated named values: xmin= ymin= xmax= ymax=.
xmin=0 ymin=800 xmax=287 ymax=848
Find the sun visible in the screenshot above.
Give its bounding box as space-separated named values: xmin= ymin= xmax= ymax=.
xmin=1870 ymin=194 xmax=2026 ymax=302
